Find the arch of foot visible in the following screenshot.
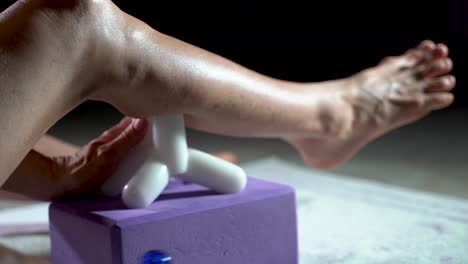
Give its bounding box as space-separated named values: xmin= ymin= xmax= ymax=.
xmin=100 ymin=115 xmax=248 ymax=209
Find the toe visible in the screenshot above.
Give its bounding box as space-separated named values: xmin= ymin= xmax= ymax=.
xmin=380 ymin=49 xmax=424 ymax=70
xmin=424 ymin=93 xmax=454 ymax=110
xmin=402 ymin=48 xmax=426 ymax=65
xmin=418 ymin=40 xmax=436 ymax=51
xmin=424 ymin=75 xmax=456 ymax=93
xmin=417 ymin=58 xmax=453 ymax=78
xmin=434 ymin=43 xmax=449 ymax=59
xmin=380 ymin=40 xmax=445 ymax=71
xmin=415 ymin=40 xmax=439 ymax=64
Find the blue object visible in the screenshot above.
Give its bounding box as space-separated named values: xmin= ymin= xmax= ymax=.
xmin=140 ymin=250 xmax=172 ymax=264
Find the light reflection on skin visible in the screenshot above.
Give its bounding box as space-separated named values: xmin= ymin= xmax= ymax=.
xmin=0 ymin=0 xmax=457 ymax=261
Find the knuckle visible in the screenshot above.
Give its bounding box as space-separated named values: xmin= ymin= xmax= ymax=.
xmin=84 ymin=140 xmax=104 ymax=162
xmin=98 ymin=145 xmax=119 ymax=163
xmin=100 ymin=130 xmax=112 ymax=138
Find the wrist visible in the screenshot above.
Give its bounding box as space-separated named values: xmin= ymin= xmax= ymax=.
xmin=1 ymin=151 xmax=61 ymax=200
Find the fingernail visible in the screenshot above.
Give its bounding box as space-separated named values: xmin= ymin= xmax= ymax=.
xmin=133 ymin=119 xmax=146 ymax=131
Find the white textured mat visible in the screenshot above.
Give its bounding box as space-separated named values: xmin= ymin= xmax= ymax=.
xmin=1 ymin=157 xmax=468 ymax=263
xmin=242 ymin=157 xmax=468 ymax=264
xmin=0 ymin=202 xmax=50 ymax=257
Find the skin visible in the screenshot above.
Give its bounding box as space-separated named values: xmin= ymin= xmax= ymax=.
xmin=2 ymin=117 xmax=149 ymax=200
xmin=2 ymin=117 xmax=239 ymax=200
xmin=0 ymin=1 xmax=456 ymax=262
xmin=0 ymin=129 xmax=238 ymax=264
xmin=0 ymin=0 xmax=456 ymax=196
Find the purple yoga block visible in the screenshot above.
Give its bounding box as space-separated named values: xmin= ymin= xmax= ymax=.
xmin=49 ymin=177 xmax=298 ymax=264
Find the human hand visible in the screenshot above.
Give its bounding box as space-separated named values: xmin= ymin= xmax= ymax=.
xmin=50 ymin=118 xmax=240 ymax=200
xmin=48 ymin=117 xmax=149 ymax=199
xmin=3 ymin=114 xmax=239 ymax=200
xmin=1 ymin=117 xmax=148 ymax=200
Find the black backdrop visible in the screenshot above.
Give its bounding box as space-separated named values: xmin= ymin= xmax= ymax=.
xmin=1 ymin=0 xmax=466 ymax=108
xmin=111 ymin=0 xmax=467 ymax=108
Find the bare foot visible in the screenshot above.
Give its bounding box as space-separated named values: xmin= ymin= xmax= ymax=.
xmin=287 ymin=40 xmax=456 ymax=170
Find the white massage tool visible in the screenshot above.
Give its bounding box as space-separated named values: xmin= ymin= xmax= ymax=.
xmin=101 ymin=115 xmax=247 ymax=208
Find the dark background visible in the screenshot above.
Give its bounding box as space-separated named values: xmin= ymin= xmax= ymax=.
xmin=105 ymin=0 xmax=468 ymax=201
xmin=1 ymin=0 xmax=468 ymax=201
xmin=109 ymin=0 xmax=467 ymax=108
xmin=1 ymin=0 xmax=467 ymax=111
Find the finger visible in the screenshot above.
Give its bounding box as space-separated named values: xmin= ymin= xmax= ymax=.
xmin=63 ymin=119 xmax=149 ymax=198
xmin=213 ymin=151 xmax=238 ymax=164
xmin=98 ymin=118 xmax=149 ymax=162
xmin=98 ymin=117 xmax=133 ymax=143
xmin=83 ymin=117 xmax=134 ymax=158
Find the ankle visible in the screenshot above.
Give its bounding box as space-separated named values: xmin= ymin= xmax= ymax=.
xmin=305 ymin=79 xmax=356 ymax=140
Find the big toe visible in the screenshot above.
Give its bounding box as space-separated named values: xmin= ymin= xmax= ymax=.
xmin=417 ymin=41 xmax=449 ymax=63
xmin=380 ymin=41 xmax=447 ymax=71
xmin=379 ymin=48 xmax=424 ymax=71
xmin=418 ymin=40 xmax=437 ymax=50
